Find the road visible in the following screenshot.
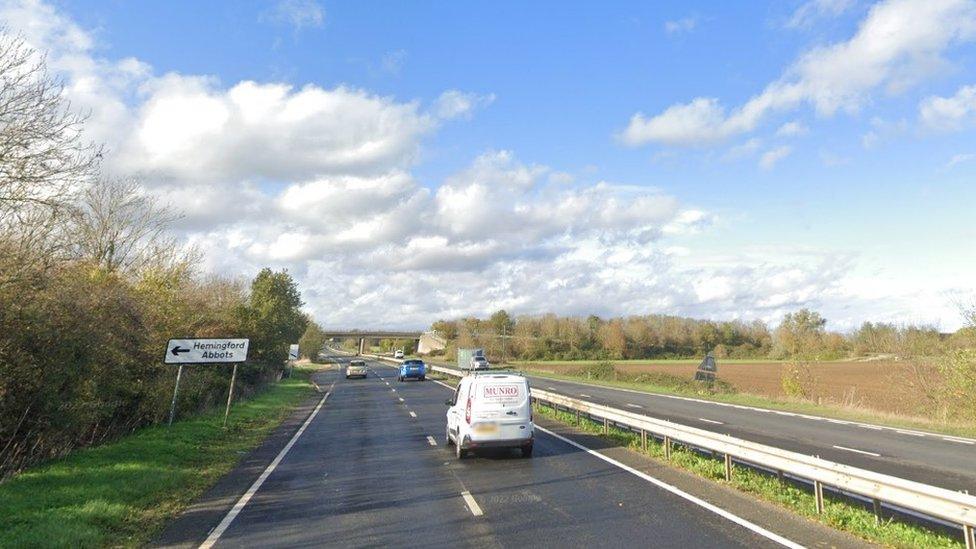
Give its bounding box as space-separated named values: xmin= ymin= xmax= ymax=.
xmin=421 ymin=360 xmax=976 ymax=494
xmin=187 ymin=355 xmax=818 ymax=548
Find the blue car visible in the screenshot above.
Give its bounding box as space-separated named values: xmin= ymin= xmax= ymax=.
xmin=398 ymin=359 xmax=426 ymax=381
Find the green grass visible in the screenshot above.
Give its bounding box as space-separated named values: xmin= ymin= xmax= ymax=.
xmin=534 ymin=403 xmax=964 ymax=549
xmin=0 ymin=366 xmax=320 ymax=548
xmin=521 ymin=368 xmax=976 ymax=439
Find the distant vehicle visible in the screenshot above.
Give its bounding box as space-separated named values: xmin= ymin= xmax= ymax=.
xmin=445 ymin=372 xmax=533 ymax=458
xmin=457 ymin=348 xmax=485 ymax=371
xmin=470 ymin=356 xmax=490 ymax=370
xmin=394 ymin=349 xmax=404 ymax=359
xmin=346 ymin=359 xmax=367 ymax=379
xmin=398 ymin=359 xmax=426 ymax=382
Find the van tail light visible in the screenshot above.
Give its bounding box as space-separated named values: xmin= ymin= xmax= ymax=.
xmin=465 ymin=395 xmax=472 ymax=424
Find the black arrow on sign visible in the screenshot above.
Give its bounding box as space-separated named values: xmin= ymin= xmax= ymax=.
xmin=171 ymin=346 xmax=190 ymax=356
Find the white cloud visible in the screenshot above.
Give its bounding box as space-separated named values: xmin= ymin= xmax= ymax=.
xmin=724 ymin=137 xmax=763 ymax=160
xmin=946 ymin=152 xmax=976 ymax=167
xmin=776 ymin=120 xmax=808 ymax=136
xmin=4 ymin=0 xmax=934 ymax=330
xmin=759 ymin=146 xmax=793 ymax=169
xmin=920 ymin=84 xmax=976 ymax=130
xmin=861 ymin=116 xmax=907 ymax=148
xmin=264 ymin=0 xmax=325 ymax=30
xmin=380 ymin=49 xmax=407 ymax=76
xmin=433 ymin=90 xmax=496 ymax=120
xmin=665 ymin=17 xmax=697 ymax=35
xmin=786 ymin=0 xmax=855 ymax=29
xmin=622 ymin=0 xmax=976 ymax=147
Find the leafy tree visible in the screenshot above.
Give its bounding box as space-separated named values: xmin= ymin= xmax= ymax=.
xmin=299 ymin=320 xmax=327 ymax=361
xmin=241 ymin=269 xmax=307 ymax=372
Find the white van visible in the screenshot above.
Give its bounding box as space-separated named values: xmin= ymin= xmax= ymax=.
xmin=445 ymin=373 xmax=534 ymax=458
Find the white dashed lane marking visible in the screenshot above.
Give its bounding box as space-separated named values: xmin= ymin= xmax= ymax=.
xmin=698 ymin=418 xmax=724 ymax=425
xmin=409 ymin=411 xmax=417 ymax=418
xmin=625 ymin=403 xmax=643 ymax=409
xmin=579 ymin=393 xmax=591 ymax=398
xmin=426 ymin=436 xmax=437 ymax=446
xmin=461 ymin=491 xmax=484 ymax=516
xmin=832 ymin=445 xmax=882 ymax=457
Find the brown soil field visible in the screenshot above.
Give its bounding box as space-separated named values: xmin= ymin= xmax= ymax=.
xmin=523 ymin=360 xmax=936 ymax=417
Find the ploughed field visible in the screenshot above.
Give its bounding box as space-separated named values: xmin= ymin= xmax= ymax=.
xmin=518 ymin=359 xmax=932 ymax=417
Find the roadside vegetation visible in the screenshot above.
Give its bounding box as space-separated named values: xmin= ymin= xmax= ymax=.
xmin=534 ymin=403 xmax=963 ymax=549
xmin=0 ymin=33 xmax=309 ymax=479
xmin=0 ymin=366 xmax=319 ymax=548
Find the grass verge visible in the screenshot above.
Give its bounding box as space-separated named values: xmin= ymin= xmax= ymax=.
xmin=0 ymin=366 xmax=320 ymax=548
xmin=534 ymin=403 xmax=964 ymax=548
xmin=520 ymin=368 xmax=976 ymax=439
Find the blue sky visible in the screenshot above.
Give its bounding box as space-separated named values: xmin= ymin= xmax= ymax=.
xmin=9 ymin=0 xmax=976 ymax=329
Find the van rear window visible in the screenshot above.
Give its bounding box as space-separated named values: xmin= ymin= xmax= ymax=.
xmin=481 ymin=384 xmax=523 ymax=403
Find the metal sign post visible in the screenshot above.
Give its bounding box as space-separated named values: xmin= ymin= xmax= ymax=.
xmin=165 ymin=338 xmax=249 ymax=427
xmin=223 ymin=363 xmax=238 ymax=427
xmin=168 ymin=364 xmax=184 ymax=427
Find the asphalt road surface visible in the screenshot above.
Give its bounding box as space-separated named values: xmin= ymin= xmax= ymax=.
xmin=420 ymin=360 xmax=976 ymax=494
xmin=192 ymin=356 xmax=804 ymax=548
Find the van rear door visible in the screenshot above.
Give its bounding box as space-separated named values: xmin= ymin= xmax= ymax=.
xmin=471 ymin=377 xmax=529 ymax=421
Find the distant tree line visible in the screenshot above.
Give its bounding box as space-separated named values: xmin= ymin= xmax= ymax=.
xmin=0 ymin=34 xmax=307 ymax=478
xmin=431 ymin=309 xmax=970 ymax=362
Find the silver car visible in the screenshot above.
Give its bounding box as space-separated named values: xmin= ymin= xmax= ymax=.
xmin=346 ymin=359 xmax=367 ymax=379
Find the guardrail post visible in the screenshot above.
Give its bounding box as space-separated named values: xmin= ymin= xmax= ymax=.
xmin=603 ymin=417 xmax=609 ymax=434
xmin=965 ymin=524 xmax=975 ymax=549
xmin=640 ymin=429 xmax=647 ymax=451
xmin=724 ymin=453 xmax=733 ymax=481
xmin=575 ymin=409 xmax=581 ymax=425
xmin=814 ymin=480 xmax=825 ymax=514
xmin=872 ymin=498 xmax=882 ymax=525
xmin=664 ymin=436 xmax=671 ymax=460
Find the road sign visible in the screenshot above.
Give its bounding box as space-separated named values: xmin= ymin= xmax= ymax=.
xmin=165 ymin=338 xmax=250 ymax=364
xmin=289 ymin=343 xmax=300 ymax=360
xmin=694 ymin=353 xmax=717 ymax=382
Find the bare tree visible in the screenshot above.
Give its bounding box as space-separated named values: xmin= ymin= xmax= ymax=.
xmin=0 ymin=32 xmax=101 ymax=286
xmin=71 ymin=177 xmax=182 ymax=273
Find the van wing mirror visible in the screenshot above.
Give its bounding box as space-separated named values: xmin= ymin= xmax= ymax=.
xmin=444 ymin=399 xmax=453 ymax=406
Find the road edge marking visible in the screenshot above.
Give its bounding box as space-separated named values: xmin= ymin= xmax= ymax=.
xmin=199 ymin=384 xmax=333 ymax=549
xmin=534 ymin=425 xmax=804 ymax=549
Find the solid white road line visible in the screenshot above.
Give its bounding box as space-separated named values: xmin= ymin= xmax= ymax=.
xmin=832 ymin=445 xmax=882 ymax=457
xmin=426 ymin=436 xmax=437 ymax=446
xmin=432 ymin=379 xmax=455 ymax=390
xmin=534 ymin=425 xmax=803 ymax=549
xmin=895 ymin=430 xmax=926 ymax=437
xmin=461 ymin=490 xmax=484 ymax=516
xmin=625 ymin=403 xmax=643 ymax=409
xmin=698 ymin=418 xmax=724 ymax=425
xmin=199 ymin=387 xmax=333 ymax=549
xmin=944 ymin=437 xmax=975 ymax=445
xmin=409 ymin=411 xmax=417 ymax=418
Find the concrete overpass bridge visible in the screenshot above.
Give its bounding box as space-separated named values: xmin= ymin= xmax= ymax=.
xmin=322 ymin=331 xmax=446 ymax=355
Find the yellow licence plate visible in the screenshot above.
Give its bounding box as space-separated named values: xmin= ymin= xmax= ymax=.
xmin=473 ymin=423 xmax=498 ymax=434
